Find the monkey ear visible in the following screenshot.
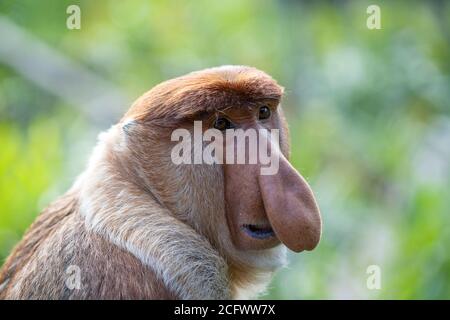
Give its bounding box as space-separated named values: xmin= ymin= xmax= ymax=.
xmin=122 ymin=118 xmax=137 ymax=135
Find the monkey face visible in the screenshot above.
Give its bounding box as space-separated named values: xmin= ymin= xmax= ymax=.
xmin=220 ymin=104 xmax=322 ymax=252
xmin=123 ymin=65 xmax=322 ymax=255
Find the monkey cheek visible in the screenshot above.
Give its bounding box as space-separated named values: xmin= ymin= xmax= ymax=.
xmin=224 ymin=163 xmax=283 ymax=251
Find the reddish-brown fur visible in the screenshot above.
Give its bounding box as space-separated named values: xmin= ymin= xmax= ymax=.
xmin=125 ymin=67 xmax=283 ymax=124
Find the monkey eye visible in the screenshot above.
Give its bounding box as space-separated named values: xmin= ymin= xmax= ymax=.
xmin=213 ymin=117 xmax=234 ymax=131
xmin=259 ymin=106 xmax=271 ymax=120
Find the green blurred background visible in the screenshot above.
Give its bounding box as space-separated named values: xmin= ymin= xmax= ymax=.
xmin=0 ymin=0 xmax=449 ymax=299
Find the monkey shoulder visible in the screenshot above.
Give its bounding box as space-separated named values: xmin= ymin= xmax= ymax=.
xmin=0 ymin=192 xmax=177 ymax=300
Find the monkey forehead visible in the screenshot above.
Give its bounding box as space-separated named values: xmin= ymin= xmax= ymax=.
xmin=123 ymin=65 xmax=284 ymax=124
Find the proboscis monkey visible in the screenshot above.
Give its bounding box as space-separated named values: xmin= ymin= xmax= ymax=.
xmin=0 ymin=65 xmax=321 ymax=299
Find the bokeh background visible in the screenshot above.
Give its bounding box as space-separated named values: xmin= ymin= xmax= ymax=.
xmin=1 ymin=0 xmax=449 ymax=299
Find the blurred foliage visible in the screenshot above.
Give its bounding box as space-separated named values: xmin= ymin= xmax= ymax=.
xmin=0 ymin=0 xmax=449 ymax=299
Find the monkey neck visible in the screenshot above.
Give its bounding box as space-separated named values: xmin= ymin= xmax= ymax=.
xmin=226 ymin=259 xmax=276 ymax=299
xmin=76 ymin=129 xmax=229 ymax=299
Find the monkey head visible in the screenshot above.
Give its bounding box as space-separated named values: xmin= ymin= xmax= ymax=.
xmin=118 ymin=65 xmax=321 ymax=270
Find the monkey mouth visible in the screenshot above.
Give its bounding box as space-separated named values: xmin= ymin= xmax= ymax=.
xmin=242 ymin=224 xmax=275 ymax=240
